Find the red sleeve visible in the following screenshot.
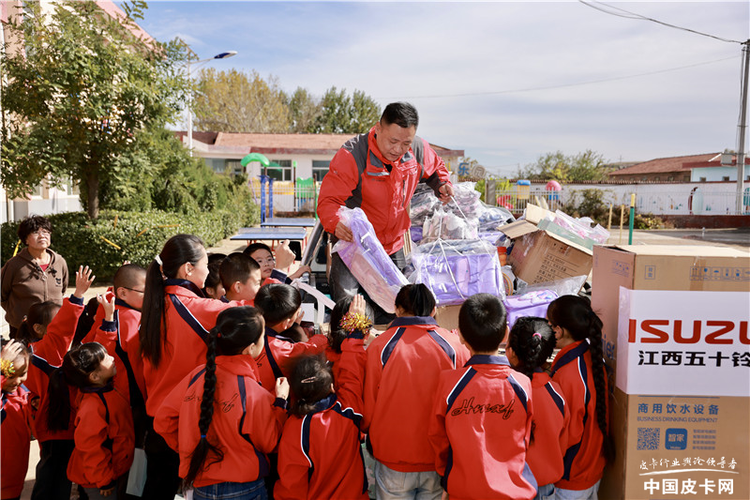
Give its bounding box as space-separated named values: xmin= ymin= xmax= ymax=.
xmin=419 ymin=138 xmax=452 ymax=188
xmin=427 ymin=373 xmax=451 ymax=476
xmin=316 ymin=149 xmax=360 ymax=234
xmin=362 ymin=338 xmax=385 ymax=433
xmin=73 ymin=396 xmax=115 ymax=488
xmin=554 ymin=368 xmax=586 ymax=449
xmin=153 ymin=370 xmax=193 ymax=453
xmin=239 ymin=382 xmax=287 ymax=455
xmin=335 ymin=337 xmax=366 ymax=415
xmin=274 ymin=419 xmax=310 ymax=500
xmin=276 ymin=334 xmax=329 ymax=376
xmin=34 ymin=296 xmax=84 ymax=365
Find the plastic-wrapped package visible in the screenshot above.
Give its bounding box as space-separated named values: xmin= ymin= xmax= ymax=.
xmin=332 ymin=207 xmax=409 ymax=313
xmin=514 ymin=275 xmax=588 ymax=298
xmin=503 ymin=290 xmax=558 ymax=329
xmin=422 ymin=207 xmax=478 ymax=242
xmin=409 ymin=184 xmax=440 ymax=227
xmin=476 ymin=204 xmax=515 ymax=231
xmin=409 ymin=239 xmax=505 ymax=306
xmin=551 ymin=210 xmax=610 ymax=245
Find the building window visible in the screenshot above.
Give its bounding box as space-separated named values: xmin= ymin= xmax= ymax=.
xmin=722 ymin=176 xmax=730 ymax=181
xmin=699 ymin=177 xmax=707 ymax=182
xmin=226 ymin=160 xmax=243 ymax=176
xmin=312 ymin=160 xmax=330 ymax=181
xmin=654 ymin=177 xmax=660 ymax=181
xmin=266 ymin=159 xmax=292 ymax=181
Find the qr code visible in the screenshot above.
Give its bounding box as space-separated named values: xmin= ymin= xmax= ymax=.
xmin=637 ymin=428 xmax=660 ymax=451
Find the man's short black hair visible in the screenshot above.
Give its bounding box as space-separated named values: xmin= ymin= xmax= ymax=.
xmin=380 ymin=102 xmax=419 ymax=129
xmin=458 ymin=293 xmax=507 ymax=353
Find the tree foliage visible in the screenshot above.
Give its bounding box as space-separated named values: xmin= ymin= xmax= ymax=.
xmin=1 ymin=0 xmax=193 ymax=219
xmin=516 ymin=150 xmax=613 ymax=182
xmin=286 ymin=87 xmax=320 ymax=133
xmin=193 ymin=68 xmax=290 ymax=133
xmin=313 ymin=86 xmax=380 ymax=134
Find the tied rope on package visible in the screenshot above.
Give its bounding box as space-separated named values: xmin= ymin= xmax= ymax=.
xmin=332 ymin=207 xmax=409 ymax=314
xmin=409 ymin=239 xmax=505 ymax=306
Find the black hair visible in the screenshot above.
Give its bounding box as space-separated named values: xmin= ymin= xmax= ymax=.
xmin=17 ymin=215 xmax=52 ymax=244
xmin=47 ymin=342 xmax=107 ymax=431
xmin=203 ymin=261 xmax=223 ymax=296
xmin=207 ymin=253 xmax=227 ymax=265
xmin=458 ymin=293 xmax=507 ymax=353
xmin=16 ymin=301 xmax=60 ymax=344
xmin=507 ymin=317 xmax=555 ymax=380
xmin=184 ymin=306 xmax=264 ymax=487
xmin=140 ymin=234 xmax=206 ymax=367
xmin=289 ymin=354 xmax=334 ymax=418
xmin=380 ymin=102 xmax=419 ymax=129
xmin=219 ymin=252 xmax=260 ymax=290
xmin=395 ymin=284 xmax=435 ymax=317
xmin=113 ymin=263 xmax=146 ymax=294
xmin=242 ymin=243 xmax=274 ymax=259
xmin=0 ymin=338 xmax=30 ymax=373
xmin=254 ymin=284 xmax=301 ymax=326
xmin=547 ymin=295 xmax=614 ymax=464
xmin=328 ymin=295 xmax=374 ymax=353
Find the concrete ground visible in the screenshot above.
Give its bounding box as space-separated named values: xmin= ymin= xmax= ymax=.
xmin=12 ymin=226 xmax=749 ymax=499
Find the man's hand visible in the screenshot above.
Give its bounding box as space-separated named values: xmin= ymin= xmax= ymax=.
xmin=334 ymin=221 xmax=353 ymax=242
xmin=438 ymin=183 xmax=454 ymax=204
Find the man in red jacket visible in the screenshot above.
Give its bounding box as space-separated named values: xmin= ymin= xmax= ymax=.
xmin=317 ymin=102 xmax=453 ymax=319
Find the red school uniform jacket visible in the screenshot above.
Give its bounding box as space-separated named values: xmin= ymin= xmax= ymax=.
xmin=1 ymin=384 xmax=32 ymax=498
xmin=142 ymin=279 xmax=243 ymax=417
xmin=27 ymin=294 xmax=84 ymax=443
xmin=363 ymin=316 xmax=469 ymax=473
xmin=527 ymin=371 xmax=570 ymax=487
xmin=275 ymin=337 xmax=368 ymax=500
xmin=254 ymin=327 xmax=328 ymax=393
xmin=550 ymin=340 xmax=608 ymax=491
xmin=428 ymin=355 xmax=537 ymax=500
xmin=154 ymin=355 xmax=287 ymax=488
xmin=66 ymin=381 xmax=134 ymax=489
xmin=317 ymin=128 xmax=451 ymax=255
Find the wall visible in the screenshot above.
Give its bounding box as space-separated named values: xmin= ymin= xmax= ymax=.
xmin=691 ymin=165 xmax=750 ymax=182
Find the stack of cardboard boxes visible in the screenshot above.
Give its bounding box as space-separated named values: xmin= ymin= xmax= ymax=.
xmin=593 ymin=245 xmax=749 ymax=499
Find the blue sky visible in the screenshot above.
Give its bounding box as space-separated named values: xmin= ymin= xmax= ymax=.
xmin=132 ymin=1 xmax=749 ymax=177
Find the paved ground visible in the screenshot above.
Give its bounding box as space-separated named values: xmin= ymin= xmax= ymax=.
xmin=13 ymin=226 xmax=749 ymax=499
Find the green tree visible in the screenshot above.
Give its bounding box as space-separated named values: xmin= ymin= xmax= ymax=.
xmin=313 ymin=86 xmax=380 ymax=134
xmin=286 ymin=87 xmax=321 ymax=133
xmin=193 ymin=68 xmax=290 ymax=133
xmin=517 ymin=150 xmax=613 ymax=182
xmin=1 ymin=0 xmax=191 ymax=219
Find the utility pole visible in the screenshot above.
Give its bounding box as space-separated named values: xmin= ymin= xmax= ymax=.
xmin=736 ymin=40 xmax=749 ymax=214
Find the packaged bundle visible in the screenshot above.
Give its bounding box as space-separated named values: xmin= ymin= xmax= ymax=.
xmin=409 ymin=184 xmax=440 ymax=227
xmin=409 ymin=239 xmax=504 ymax=306
xmin=332 ymin=207 xmax=409 ymax=314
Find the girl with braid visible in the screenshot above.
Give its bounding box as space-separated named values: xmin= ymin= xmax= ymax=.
xmin=546 ymin=296 xmax=614 ymax=500
xmin=506 ymin=317 xmax=570 ymax=500
xmin=154 ymin=306 xmax=289 ymax=500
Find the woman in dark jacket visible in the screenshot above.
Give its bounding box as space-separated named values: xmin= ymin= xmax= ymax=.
xmin=1 ymin=215 xmax=68 ymax=338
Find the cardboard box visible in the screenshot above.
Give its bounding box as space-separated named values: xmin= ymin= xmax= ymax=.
xmin=592 ymin=245 xmax=750 ymax=366
xmin=434 ymin=304 xmax=461 ymax=331
xmin=602 ymin=388 xmax=750 ymax=500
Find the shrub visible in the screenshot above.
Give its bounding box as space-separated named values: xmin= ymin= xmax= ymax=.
xmin=560 ymin=188 xmax=617 ymax=226
xmin=2 ymin=206 xmax=259 ymax=283
xmin=632 ymin=212 xmax=671 ymax=230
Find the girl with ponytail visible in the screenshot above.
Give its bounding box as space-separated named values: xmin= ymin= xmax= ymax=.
xmin=547 ymin=295 xmax=614 ymax=500
xmin=507 ymin=317 xmax=570 ymax=500
xmin=155 ymin=306 xmax=289 ymax=500
xmin=139 ymin=235 xmax=250 ymax=499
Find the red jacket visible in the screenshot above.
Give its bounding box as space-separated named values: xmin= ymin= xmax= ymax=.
xmin=363 ymin=316 xmax=469 ymax=472
xmin=428 ymin=355 xmax=536 ymax=500
xmin=527 ymin=372 xmax=569 ymax=487
xmin=317 ymin=128 xmax=451 ymax=255
xmin=154 ymin=355 xmax=287 ymax=488
xmin=1 ymin=384 xmax=32 ymax=498
xmin=92 ymin=314 xmax=144 ymax=408
xmin=27 ymin=295 xmax=84 ymax=442
xmin=254 ymin=328 xmax=328 ymax=393
xmin=66 ymin=381 xmax=134 ymax=489
xmin=550 ymin=340 xmax=608 ymax=491
xmin=276 ymin=337 xmax=367 ymax=500
xmin=142 ymin=280 xmax=242 ymax=416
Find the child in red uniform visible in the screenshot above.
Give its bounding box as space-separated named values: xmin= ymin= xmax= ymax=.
xmin=325 ymin=294 xmax=373 ymax=393
xmin=507 ymin=317 xmax=570 ymax=500
xmin=547 ymin=295 xmax=613 ymax=500
xmin=429 ymin=293 xmax=537 ymax=500
xmin=140 ymin=234 xmax=248 ymax=499
xmin=219 ymin=252 xmax=262 ymax=304
xmin=203 ymin=253 xmax=227 ymax=299
xmin=244 ymin=242 xmax=310 ymax=286
xmin=25 ymin=265 xmax=94 ymax=500
xmin=154 ymin=306 xmax=289 ymax=500
xmin=253 ymin=284 xmax=329 ymax=393
xmin=47 ymin=340 xmax=134 ymax=500
xmin=275 ymin=295 xmax=371 ymax=500
xmin=1 ymin=340 xmax=32 ymax=500
xmin=364 ymin=284 xmax=469 ymax=500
